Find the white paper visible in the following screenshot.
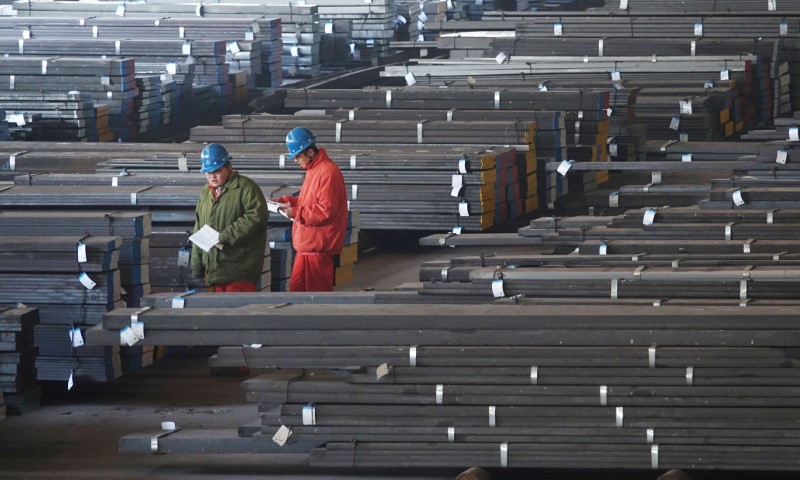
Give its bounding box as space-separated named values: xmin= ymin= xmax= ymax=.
xmin=619 ymin=0 xmax=628 ymax=8
xmin=77 ymin=243 xmax=87 ymax=263
xmin=179 ymin=26 xmax=185 ymax=39
xmin=682 ymin=153 xmax=693 ymax=162
xmin=67 ymin=371 xmax=74 ymax=390
xmin=720 ymin=69 xmax=730 ymax=81
xmin=704 ymin=80 xmax=714 ymax=89
xmin=228 ymin=41 xmax=240 ymax=54
xmin=290 ymin=46 xmax=299 ymax=57
xmin=116 ymin=5 xmax=125 ymax=16
xmin=554 ymin=22 xmax=563 ymax=36
xmin=694 ymin=22 xmax=703 ymax=37
xmin=451 ymin=186 xmax=462 ymax=198
xmin=557 ymin=160 xmax=572 ymax=176
xmin=733 ymin=189 xmax=746 ymax=206
xmin=458 ymin=159 xmax=468 ymax=173
xmin=451 ymin=174 xmax=463 ymax=188
xmin=166 ymin=63 xmax=177 ymax=75
xmin=120 ymin=326 xmax=138 ymax=346
xmin=405 ymin=72 xmax=416 ymax=86
xmin=69 ymin=328 xmax=84 ymax=348
xmin=376 ymin=363 xmax=390 ymax=380
xmin=643 ymin=209 xmax=657 ymax=226
xmin=189 ymin=225 xmax=220 ymax=252
xmin=609 ymin=142 xmax=618 ymax=157
xmin=177 ymin=248 xmax=190 ymax=267
xmin=131 ymin=321 xmax=145 ymax=340
xmin=491 ymin=279 xmax=505 ymax=298
xmin=781 ymin=21 xmax=788 ymax=36
xmin=302 ymin=405 xmax=316 ymax=425
xmin=419 ymin=11 xmax=428 ymax=22
xmin=272 ymin=425 xmax=292 ymax=446
xmin=611 ymin=70 xmax=621 ymax=82
xmin=790 ymin=127 xmax=799 ymax=141
xmin=769 ymin=0 xmax=777 ymax=11
xmin=267 ymin=201 xmax=291 ymax=220
xmin=171 ymin=297 xmax=185 ymax=309
xmin=452 ymin=226 xmax=462 ymax=235
xmin=161 ymin=421 xmax=176 ymax=430
xmin=609 ymin=192 xmax=620 ymax=207
xmin=679 ymin=132 xmax=689 ymax=142
xmin=111 ymin=176 xmax=118 ymax=187
xmin=599 ymin=243 xmax=608 ymax=255
xmin=324 ymin=22 xmax=333 ymax=34
xmin=777 ymin=149 xmax=788 ymax=164
xmin=495 ymin=52 xmax=508 ymax=64
xmin=458 ymin=202 xmax=469 ymax=217
xmin=22 ymin=30 xmax=30 ymax=40
xmin=182 ymin=42 xmax=191 ymax=55
xmin=79 ymin=272 xmax=96 ymax=290
xmin=669 ymin=116 xmax=680 ymax=131
xmin=680 ymin=100 xmax=692 ymax=115
xmin=651 ymin=171 xmax=662 ymax=185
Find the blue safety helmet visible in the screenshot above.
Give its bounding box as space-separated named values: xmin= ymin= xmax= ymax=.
xmin=200 ymin=143 xmax=231 ymax=173
xmin=285 ymin=126 xmax=317 ymax=159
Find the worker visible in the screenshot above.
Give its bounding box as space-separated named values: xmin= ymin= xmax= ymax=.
xmin=273 ymin=126 xmax=348 ymax=292
xmin=191 ymin=143 xmax=268 ymax=292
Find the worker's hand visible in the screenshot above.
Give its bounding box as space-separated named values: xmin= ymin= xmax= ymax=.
xmin=277 ymin=202 xmax=292 ymax=218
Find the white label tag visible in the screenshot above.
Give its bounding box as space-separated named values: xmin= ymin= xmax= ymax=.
xmin=611 ymin=70 xmax=621 ymax=82
xmin=419 ymin=11 xmax=428 ymax=22
xmin=609 ymin=192 xmax=619 ymax=207
xmin=302 ymin=405 xmax=316 ymax=425
xmin=680 ymin=100 xmax=693 ymax=115
xmin=131 ymin=321 xmax=145 ymax=340
xmin=733 ymin=189 xmax=746 ymax=206
xmin=694 ymin=22 xmax=703 ymax=36
xmin=669 ymin=116 xmax=680 ymax=130
xmin=777 ymin=149 xmax=788 ymax=164
xmin=68 ymin=371 xmax=74 ymax=390
xmin=452 ymin=226 xmax=462 ymax=235
xmin=720 ymin=69 xmax=730 ymax=81
xmin=769 ymin=0 xmax=777 ymax=11
xmin=77 ymin=243 xmax=88 ymax=263
xmin=22 ymin=30 xmax=30 ymax=39
xmin=178 ymin=155 xmax=188 ymax=172
xmin=538 ymin=83 xmax=548 ymax=92
xmin=599 ymin=243 xmax=608 ymax=255
xmin=69 ymin=328 xmax=85 ymax=348
xmin=405 ymin=72 xmax=416 ymax=86
xmin=111 ymin=176 xmax=118 ymax=187
xmin=619 ymin=0 xmax=628 ymax=8
xmin=251 ymin=22 xmax=260 ymax=33
xmin=679 ymin=132 xmax=689 ymax=142
xmin=643 ymin=209 xmax=657 ymax=226
xmin=557 ymin=160 xmax=573 ymax=176
xmin=376 ymin=363 xmax=390 ymax=380
xmin=325 ymin=22 xmax=333 ymax=34
xmin=351 ymin=185 xmax=358 ymax=200
xmin=177 ymin=248 xmax=190 ymax=267
xmin=120 ymin=326 xmax=138 ymax=347
xmin=166 ymin=63 xmax=177 ymax=75
xmin=682 ymin=153 xmax=693 ymax=162
xmin=272 ymin=425 xmax=292 ymax=446
xmin=458 ymin=159 xmax=468 ymax=173
xmin=781 ymin=21 xmax=788 ymax=36
xmin=651 ymin=171 xmax=662 ymax=184
xmin=79 ymin=272 xmax=96 ymax=290
xmin=116 ymin=5 xmax=125 ymax=16
xmin=195 ymin=4 xmax=203 ymax=16
xmin=609 ymin=142 xmax=618 ymax=156
xmin=704 ymin=80 xmax=714 ymax=88
xmin=92 ymin=26 xmax=98 ymax=38
xmin=41 ymin=60 xmax=47 ymax=75
xmin=447 ymin=0 xmax=453 ymax=8
xmin=451 ymin=174 xmax=464 ymax=188
xmin=451 ymin=186 xmax=462 ymax=198
xmin=161 ymin=422 xmax=176 ymax=430
xmin=458 ymin=202 xmax=469 ymax=217
xmin=182 ymin=42 xmax=191 ymax=55
xmin=179 ymin=26 xmax=185 ymax=39
xmin=790 ymin=127 xmax=799 ymax=141
xmin=397 ymin=15 xmax=407 ymax=25
xmin=554 ymin=22 xmax=563 ymax=36
xmin=495 ymin=52 xmax=508 ymax=64
xmin=492 ymin=279 xmax=505 ymax=298
xmin=171 ymin=297 xmax=185 ymax=309
xmin=228 ymin=41 xmax=240 ymax=54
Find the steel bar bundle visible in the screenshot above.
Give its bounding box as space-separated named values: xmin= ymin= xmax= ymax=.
xmin=0 ymin=305 xmax=38 ymax=414
xmin=595 ymin=0 xmax=800 ymax=14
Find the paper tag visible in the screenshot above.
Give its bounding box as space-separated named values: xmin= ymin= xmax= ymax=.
xmin=177 ymin=248 xmax=190 ymax=267
xmin=452 ymin=174 xmax=464 ymax=188
xmin=609 ymin=192 xmax=620 ymax=207
xmin=538 ymin=83 xmax=548 ymax=92
xmin=669 ymin=116 xmax=680 ymax=130
xmin=619 ymin=0 xmax=628 ymax=8
xmin=720 ymin=69 xmax=730 ymax=81
xmin=228 ymin=41 xmax=240 ymax=54
xmin=131 ymin=321 xmax=145 ymax=340
xmin=643 ymin=209 xmax=657 ymax=226
xmin=120 ymin=326 xmax=138 ymax=346
xmin=682 ymin=153 xmax=693 ymax=162
xmin=68 ymin=371 xmax=74 ymax=390
xmin=447 ymin=0 xmax=453 ymax=8
xmin=554 ymin=22 xmax=563 ymax=36
xmin=495 ymin=52 xmax=508 ymax=64
xmin=179 ymin=26 xmax=185 ymax=39
xmin=405 ymin=72 xmax=416 ymax=86
xmin=451 ymin=186 xmax=462 ymax=198
xmin=302 ymin=405 xmax=316 ymax=426
xmin=780 ymin=20 xmax=788 ymax=36
xmin=111 ymin=176 xmax=118 ymax=187
xmin=178 ymin=155 xmax=188 ymax=172
xmin=22 ymin=30 xmax=30 ymax=40
xmin=376 ymin=363 xmax=390 ymax=380
xmin=41 ymin=60 xmax=47 ymax=75
xmin=790 ymin=127 xmax=799 ymax=141
xmin=777 ymin=149 xmax=788 ymax=164
xmin=116 ymin=5 xmax=125 ymax=16
xmin=69 ymin=328 xmax=85 ymax=348
xmin=733 ymin=189 xmax=746 ymax=206
xmin=694 ymin=22 xmax=703 ymax=36
xmin=79 ymin=272 xmax=96 ymax=290
xmin=77 ymin=243 xmax=88 ymax=263
xmin=492 ymin=279 xmax=505 ymax=298
xmin=195 ymin=4 xmax=203 ymax=16
xmin=769 ymin=0 xmax=777 ymax=11
xmin=611 ymin=70 xmax=621 ymax=82
xmin=397 ymin=15 xmax=407 ymax=25
xmin=452 ymin=226 xmax=463 ymax=235
xmin=92 ymin=26 xmax=98 ymax=38
xmin=599 ymin=243 xmax=608 ymax=255
xmin=679 ymin=132 xmax=689 ymax=142
xmin=458 ymin=201 xmax=469 ymax=216
xmin=419 ymin=11 xmax=428 ymax=22
xmin=651 ymin=171 xmax=662 ymax=184
xmin=182 ymin=42 xmax=191 ymax=55
xmin=161 ymin=421 xmax=176 ymax=430
xmin=251 ymin=22 xmax=260 ymax=33
xmin=458 ymin=159 xmax=468 ymax=173
xmin=704 ymin=80 xmax=714 ymax=88
xmin=272 ymin=425 xmax=292 ymax=446
xmin=557 ymin=160 xmax=573 ymax=176
xmin=680 ymin=100 xmax=693 ymax=115
xmin=324 ymin=22 xmax=333 ymax=34
xmin=171 ymin=297 xmax=185 ymax=309
xmin=609 ymin=142 xmax=618 ymax=156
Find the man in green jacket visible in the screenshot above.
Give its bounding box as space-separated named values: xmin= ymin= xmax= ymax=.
xmin=191 ymin=143 xmax=268 ymax=292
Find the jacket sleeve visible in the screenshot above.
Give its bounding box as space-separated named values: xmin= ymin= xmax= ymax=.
xmin=191 ymin=199 xmax=204 ymax=278
xmin=218 ymin=182 xmax=269 ymax=246
xmin=294 ymin=173 xmax=344 ymax=227
xmin=274 ymin=194 xmax=298 ymax=207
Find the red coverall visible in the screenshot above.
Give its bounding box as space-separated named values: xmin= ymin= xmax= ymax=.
xmin=276 ymin=148 xmax=348 ymax=292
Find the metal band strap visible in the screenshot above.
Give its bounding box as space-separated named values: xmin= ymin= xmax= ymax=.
xmin=725 ymin=222 xmax=734 ymax=240
xmin=634 ymin=266 xmax=645 ymax=278
xmin=530 ymin=366 xmax=538 ymax=385
xmin=578 ymin=111 xmax=584 ymax=119
xmin=651 ymin=445 xmax=659 ymax=469
xmin=743 ymin=238 xmax=753 ymax=253
xmin=598 ymin=38 xmax=604 ymax=56
xmin=642 ymin=184 xmax=650 ymax=193
xmin=616 ymin=406 xmax=624 ymax=427
xmin=279 ymin=154 xmax=286 ymax=169
xmin=417 ymin=122 xmax=424 ymax=143
xmin=742 ymin=265 xmax=753 ymax=280
xmin=599 ymin=385 xmax=608 ymax=406
xmin=691 ymin=40 xmax=696 ymax=56
xmin=773 ymin=251 xmax=788 ymax=261
xmin=767 ymin=210 xmax=775 ymax=224
xmin=131 ymin=306 xmax=152 ymax=323
xmin=409 ymin=345 xmax=417 ymax=367
xmin=500 ymin=442 xmax=508 ymax=468
xmin=150 ymin=426 xmax=181 ymax=454
xmin=350 ymin=155 xmax=357 ymax=169
xmin=610 ymin=278 xmax=618 ymax=299
xmin=494 ymin=91 xmax=500 ymax=109
xmin=352 ymin=185 xmax=358 ymax=200
xmin=131 ymin=186 xmax=154 ymax=206
xmin=348 ymin=109 xmax=356 ymax=121
xmin=18 ymin=39 xmax=23 ymax=54
xmin=385 ymin=90 xmax=392 ymax=108
xmin=672 ymin=259 xmax=680 ymax=269
xmin=648 ymin=346 xmax=656 ymax=368
xmin=441 ymin=267 xmax=449 ymax=281
xmin=740 ymin=280 xmax=748 ymax=301
xmin=335 ymin=122 xmax=343 ymax=143
xmin=448 ymin=427 xmax=455 ymax=442
xmin=489 ymin=406 xmax=496 ymax=427
xmin=659 ymin=139 xmax=677 ymax=152
xmin=447 ymin=109 xmax=454 ymax=121
xmin=9 ymin=74 xmax=14 ymax=90
xmin=436 ymin=384 xmax=443 ymax=404
xmin=685 ymin=366 xmax=694 ymax=386
xmin=647 ymin=428 xmax=655 ymax=444
xmin=115 ymin=40 xmax=121 ymax=55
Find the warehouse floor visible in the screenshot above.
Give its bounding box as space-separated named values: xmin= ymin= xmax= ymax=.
xmin=0 ymin=173 xmax=796 ymax=480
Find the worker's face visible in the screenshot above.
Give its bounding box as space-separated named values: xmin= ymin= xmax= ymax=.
xmin=294 ymin=149 xmax=313 ymax=169
xmin=205 ymin=164 xmax=231 ymax=188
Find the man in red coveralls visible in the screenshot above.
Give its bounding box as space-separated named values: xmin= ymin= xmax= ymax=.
xmin=273 ymin=126 xmax=348 ymax=292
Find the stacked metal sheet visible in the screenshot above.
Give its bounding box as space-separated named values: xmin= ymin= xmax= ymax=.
xmin=320 ymin=19 xmax=353 ymax=67
xmin=133 ymin=75 xmax=163 ymax=138
xmin=0 ymin=305 xmax=38 ymax=415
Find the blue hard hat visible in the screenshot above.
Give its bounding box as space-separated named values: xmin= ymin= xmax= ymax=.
xmin=200 ymin=143 xmax=231 ymax=173
xmin=285 ymin=127 xmax=317 ymax=159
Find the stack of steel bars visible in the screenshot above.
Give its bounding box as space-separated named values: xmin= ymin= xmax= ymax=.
xmin=0 ymin=305 xmax=39 ymax=415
